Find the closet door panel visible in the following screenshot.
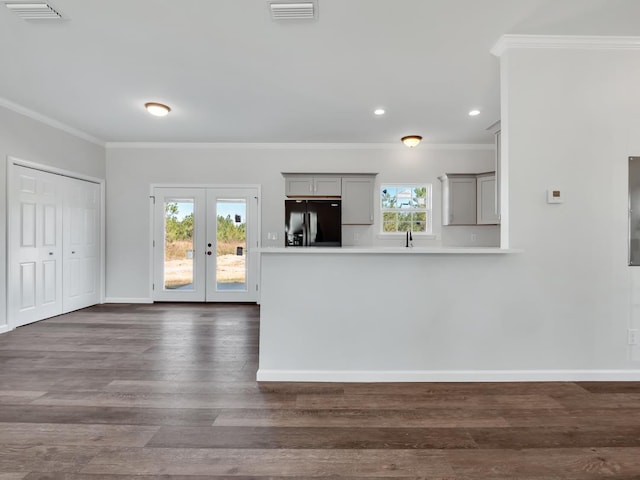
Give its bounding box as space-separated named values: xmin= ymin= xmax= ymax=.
xmin=62 ymin=177 xmax=101 ymax=313
xmin=10 ymin=166 xmax=63 ymax=327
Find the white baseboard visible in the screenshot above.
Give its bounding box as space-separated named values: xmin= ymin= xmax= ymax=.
xmin=0 ymin=325 xmax=14 ymax=335
xmin=104 ymin=297 xmax=153 ymax=304
xmin=256 ymin=369 xmax=640 ymax=382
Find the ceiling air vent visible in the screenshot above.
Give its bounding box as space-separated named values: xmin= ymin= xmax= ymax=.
xmin=5 ymin=2 xmax=62 ymax=20
xmin=269 ymin=2 xmax=316 ymax=20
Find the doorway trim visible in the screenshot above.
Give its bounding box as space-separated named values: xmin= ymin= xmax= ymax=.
xmin=149 ymin=183 xmax=262 ymax=302
xmin=6 ymin=156 xmax=106 ymax=330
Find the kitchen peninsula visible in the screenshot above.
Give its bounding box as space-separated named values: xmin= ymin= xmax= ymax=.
xmin=257 ymin=246 xmax=518 ymax=383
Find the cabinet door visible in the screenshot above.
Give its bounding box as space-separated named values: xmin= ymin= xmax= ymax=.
xmin=449 ymin=177 xmax=476 ymax=225
xmin=477 ymin=174 xmax=499 ymax=224
xmin=285 ymin=177 xmax=314 ymax=196
xmin=342 ymin=177 xmax=374 ymax=224
xmin=313 ymin=177 xmax=341 ymax=196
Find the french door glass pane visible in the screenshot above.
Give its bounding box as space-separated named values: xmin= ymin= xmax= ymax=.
xmin=216 ymin=199 xmax=246 ymax=291
xmin=164 ymin=199 xmax=195 ymax=290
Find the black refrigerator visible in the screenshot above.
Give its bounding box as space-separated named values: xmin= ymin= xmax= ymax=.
xmin=285 ymin=199 xmax=342 ymax=247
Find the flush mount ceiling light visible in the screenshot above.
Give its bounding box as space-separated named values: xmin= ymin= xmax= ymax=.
xmin=145 ymin=102 xmax=171 ymax=117
xmin=374 ymin=108 xmax=385 ymax=116
xmin=401 ymin=135 xmax=422 ymax=148
xmin=5 ymin=2 xmax=62 ymax=19
xmin=468 ymin=109 xmax=481 ymax=116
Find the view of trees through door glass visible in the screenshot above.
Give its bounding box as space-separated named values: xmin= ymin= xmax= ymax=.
xmin=164 ymin=199 xmax=195 ymax=290
xmin=215 ymin=199 xmax=247 ymax=291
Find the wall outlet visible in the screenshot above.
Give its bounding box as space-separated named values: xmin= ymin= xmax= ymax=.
xmin=470 ymin=233 xmax=477 ymax=242
xmin=267 ymin=232 xmax=278 ymax=241
xmin=629 ymin=328 xmax=639 ymax=345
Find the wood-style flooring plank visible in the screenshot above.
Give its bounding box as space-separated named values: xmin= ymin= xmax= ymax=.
xmin=469 ymin=425 xmax=640 ymax=449
xmin=296 ymin=393 xmax=565 ymax=410
xmin=0 ymin=445 xmax=118 ymax=474
xmin=0 ymin=423 xmax=159 ymax=447
xmin=31 ymin=391 xmax=297 ymax=409
xmin=0 ymin=390 xmax=47 ymax=404
xmin=501 ymin=407 xmax=640 ymax=428
xmin=0 ymin=474 xmax=28 ymax=480
xmin=146 ymin=425 xmax=478 ymax=449
xmin=0 ymin=405 xmax=221 ymax=426
xmin=81 ymin=448 xmax=455 ymax=477
xmin=213 ymin=407 xmax=510 ymax=428
xmin=446 ymin=447 xmax=640 ymax=479
xmin=341 ymin=381 xmax=588 ymax=396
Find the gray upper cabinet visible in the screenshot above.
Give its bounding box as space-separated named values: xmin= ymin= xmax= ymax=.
xmin=285 ymin=175 xmax=341 ymax=196
xmin=440 ymin=174 xmax=477 ymax=225
xmin=440 ymin=172 xmax=499 ymax=226
xmin=477 ymin=172 xmax=499 ymax=225
xmin=342 ymin=176 xmax=374 ymax=225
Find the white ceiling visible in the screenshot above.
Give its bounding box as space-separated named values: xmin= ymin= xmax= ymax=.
xmin=2 ymin=0 xmax=640 ymax=145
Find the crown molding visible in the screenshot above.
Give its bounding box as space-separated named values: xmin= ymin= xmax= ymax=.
xmin=105 ymin=142 xmax=494 ymax=151
xmin=0 ymin=97 xmax=105 ymax=146
xmin=491 ymin=34 xmax=640 ymax=57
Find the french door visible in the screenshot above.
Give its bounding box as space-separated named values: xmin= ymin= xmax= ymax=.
xmin=9 ymin=164 xmax=102 ymax=328
xmin=152 ymin=186 xmax=259 ymax=302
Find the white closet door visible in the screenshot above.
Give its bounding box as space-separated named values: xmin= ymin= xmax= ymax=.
xmin=62 ymin=176 xmax=101 ymax=312
xmin=9 ymin=166 xmax=63 ymax=327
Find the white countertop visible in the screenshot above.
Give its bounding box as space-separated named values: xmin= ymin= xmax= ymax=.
xmin=258 ymin=246 xmax=520 ymax=254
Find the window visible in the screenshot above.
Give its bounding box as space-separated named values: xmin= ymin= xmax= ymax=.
xmin=381 ymin=184 xmax=431 ymax=234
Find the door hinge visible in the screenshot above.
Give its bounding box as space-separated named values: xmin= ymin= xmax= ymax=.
xmin=153 ymin=240 xmax=155 ymax=247
xmin=150 ymin=195 xmax=156 ymax=205
xmin=256 ymin=284 xmax=259 ymax=291
xmin=152 ymin=283 xmax=155 ymax=291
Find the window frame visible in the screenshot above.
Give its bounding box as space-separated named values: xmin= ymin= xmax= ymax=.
xmin=379 ymin=183 xmax=432 ymax=235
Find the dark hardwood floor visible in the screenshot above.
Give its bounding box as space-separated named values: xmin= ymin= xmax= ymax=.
xmin=1 ymin=303 xmax=640 ymax=479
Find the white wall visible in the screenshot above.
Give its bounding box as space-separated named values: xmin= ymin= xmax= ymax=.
xmin=504 ymin=47 xmax=639 ymax=370
xmin=0 ymin=105 xmax=106 ymax=330
xmin=105 ymin=145 xmax=495 ymax=300
xmin=257 ymin=44 xmax=640 ymax=381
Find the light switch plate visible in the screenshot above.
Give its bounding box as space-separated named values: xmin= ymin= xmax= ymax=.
xmin=547 ymin=189 xmax=563 ymax=204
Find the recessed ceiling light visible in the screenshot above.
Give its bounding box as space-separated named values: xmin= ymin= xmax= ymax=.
xmin=468 ymin=109 xmax=481 ymax=117
xmin=374 ymin=108 xmax=385 ymax=116
xmin=145 ymin=102 xmax=171 ymax=117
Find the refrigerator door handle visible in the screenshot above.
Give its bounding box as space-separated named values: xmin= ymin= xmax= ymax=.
xmin=303 ymin=212 xmax=309 ymax=246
